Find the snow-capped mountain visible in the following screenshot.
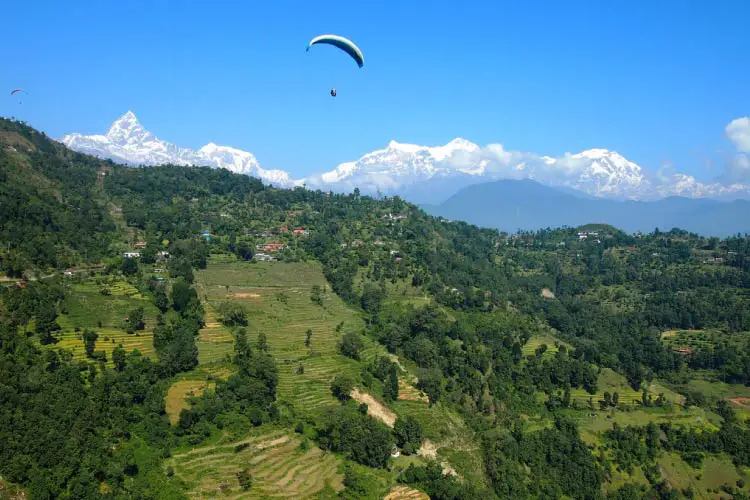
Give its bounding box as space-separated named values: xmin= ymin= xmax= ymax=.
xmin=60 ymin=111 xmax=298 ymax=187
xmin=60 ymin=111 xmax=750 ymax=204
xmin=305 ymin=138 xmax=750 ymax=203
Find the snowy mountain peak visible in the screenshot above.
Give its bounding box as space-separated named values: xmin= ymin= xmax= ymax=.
xmin=446 ymin=137 xmax=478 ymax=149
xmin=60 ymin=112 xmax=297 ymax=188
xmin=105 ymin=110 xmax=148 ymax=143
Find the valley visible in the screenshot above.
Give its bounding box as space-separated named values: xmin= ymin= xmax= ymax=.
xmin=2 ymin=117 xmax=750 ymax=500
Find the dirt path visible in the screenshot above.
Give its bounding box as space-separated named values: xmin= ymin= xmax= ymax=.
xmin=350 ymin=388 xmax=397 ymax=428
xmin=417 ymin=439 xmax=458 ymax=478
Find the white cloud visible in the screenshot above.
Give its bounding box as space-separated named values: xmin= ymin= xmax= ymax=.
xmin=726 ymin=117 xmax=750 ymax=153
xmin=720 ymin=117 xmax=750 ymax=183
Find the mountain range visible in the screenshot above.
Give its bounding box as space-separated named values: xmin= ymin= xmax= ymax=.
xmin=59 ymin=111 xmax=750 ymax=207
xmin=423 ymin=179 xmax=750 ymax=237
xmin=60 ymin=111 xmax=297 ymax=187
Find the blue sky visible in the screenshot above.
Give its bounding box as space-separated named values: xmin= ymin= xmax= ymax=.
xmin=2 ymin=0 xmax=749 ymax=179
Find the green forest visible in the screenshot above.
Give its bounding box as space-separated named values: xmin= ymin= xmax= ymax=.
xmin=2 ymin=116 xmax=750 ymax=500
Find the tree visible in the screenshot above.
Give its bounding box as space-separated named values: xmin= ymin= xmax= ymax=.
xmin=360 ymin=283 xmax=385 ymax=318
xmin=383 ymin=364 xmax=399 ymax=402
xmin=35 ymin=303 xmax=60 ymax=345
xmin=340 ymin=332 xmax=364 ymax=361
xmin=257 ymin=331 xmax=269 ymax=353
xmin=121 ymin=258 xmax=138 ymax=276
xmin=112 ymin=345 xmax=126 ymax=371
xmin=236 ymin=243 xmax=253 ymax=261
xmin=218 ymin=302 xmax=247 ymax=327
xmin=331 ymin=376 xmax=354 ymax=401
xmin=171 ymin=279 xmax=196 ymax=313
xmin=394 ymin=416 xmax=423 ymax=455
xmin=154 ymin=289 xmax=169 ymax=312
xmin=305 ymin=328 xmax=312 ymax=348
xmin=127 ymin=306 xmax=145 ymax=332
xmin=612 ymin=391 xmax=620 ymax=407
xmin=83 ymin=329 xmax=98 ymax=358
xmin=417 ymin=370 xmax=443 ymax=406
xmin=311 ymin=285 xmax=322 ymax=306
xmin=237 ymin=470 xmax=253 ymax=491
xmin=234 ymin=328 xmax=253 ymax=367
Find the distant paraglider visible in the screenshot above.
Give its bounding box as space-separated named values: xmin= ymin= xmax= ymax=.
xmin=306 ymin=34 xmax=364 ymax=67
xmin=10 ymin=88 xmax=27 ymax=104
xmin=307 ymin=34 xmax=363 ymax=96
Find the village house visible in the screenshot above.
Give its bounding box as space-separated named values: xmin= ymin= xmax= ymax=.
xmin=122 ymin=252 xmax=140 ymax=259
xmin=350 ymin=240 xmax=364 ymax=247
xmin=374 ymin=240 xmax=385 ymax=246
xmin=64 ymin=269 xmax=74 ymax=277
xmin=673 ymin=346 xmax=693 ymax=355
xmin=279 ymin=226 xmax=289 ymax=233
xmin=293 ymin=228 xmax=310 ymax=236
xmin=17 ymin=280 xmax=27 ymax=289
xmin=255 ymin=242 xmax=287 ymax=253
xmin=134 ymin=241 xmax=147 ymax=249
xmin=382 ymin=213 xmax=407 ymax=221
xmin=253 ymin=252 xmax=276 ymax=262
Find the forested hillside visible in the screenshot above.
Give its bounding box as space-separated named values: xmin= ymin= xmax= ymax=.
xmin=2 ymin=117 xmax=750 ymax=500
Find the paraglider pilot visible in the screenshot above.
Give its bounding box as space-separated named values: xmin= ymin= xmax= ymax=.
xmin=330 ymin=89 xmax=337 ymax=97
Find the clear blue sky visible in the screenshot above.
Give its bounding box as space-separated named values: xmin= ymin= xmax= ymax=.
xmin=2 ymin=0 xmax=749 ymax=179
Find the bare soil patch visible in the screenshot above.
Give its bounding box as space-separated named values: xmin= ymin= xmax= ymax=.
xmin=729 ymin=397 xmax=750 ymax=408
xmin=541 ymin=288 xmax=555 ymax=298
xmin=417 ymin=439 xmax=458 ymax=477
xmin=350 ymin=388 xmax=397 ymax=428
xmin=384 ymin=485 xmax=430 ymax=500
xmin=231 ymin=292 xmax=261 ymax=298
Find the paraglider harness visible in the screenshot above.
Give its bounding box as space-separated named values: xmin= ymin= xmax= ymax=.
xmin=330 ymin=89 xmax=337 ymax=97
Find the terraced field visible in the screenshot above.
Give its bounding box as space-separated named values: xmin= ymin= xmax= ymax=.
xmin=568 ymin=368 xmax=685 ymax=407
xmin=167 ymin=430 xmax=344 ymax=499
xmin=54 ymin=327 xmax=155 ymax=363
xmin=521 ymin=335 xmax=562 ymax=359
xmin=196 ymin=258 xmax=378 ymax=413
xmin=50 ymin=279 xmax=159 ymax=365
xmin=196 ymin=306 xmax=234 ymax=365
xmin=166 ymin=378 xmax=215 ymax=425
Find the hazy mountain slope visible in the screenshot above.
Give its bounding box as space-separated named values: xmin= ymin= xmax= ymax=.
xmin=425 ymin=179 xmax=750 ymax=236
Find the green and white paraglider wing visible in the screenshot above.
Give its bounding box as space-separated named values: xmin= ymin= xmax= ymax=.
xmin=306 ymin=34 xmax=364 ymax=68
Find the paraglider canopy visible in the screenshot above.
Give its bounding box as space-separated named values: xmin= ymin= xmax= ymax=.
xmin=10 ymin=88 xmax=26 ymax=96
xmin=306 ymin=34 xmax=364 ymax=68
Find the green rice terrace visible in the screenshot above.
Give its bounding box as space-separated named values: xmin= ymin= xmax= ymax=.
xmin=194 ymin=257 xmax=390 ymax=414
xmin=49 ymin=277 xmax=160 ymax=365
